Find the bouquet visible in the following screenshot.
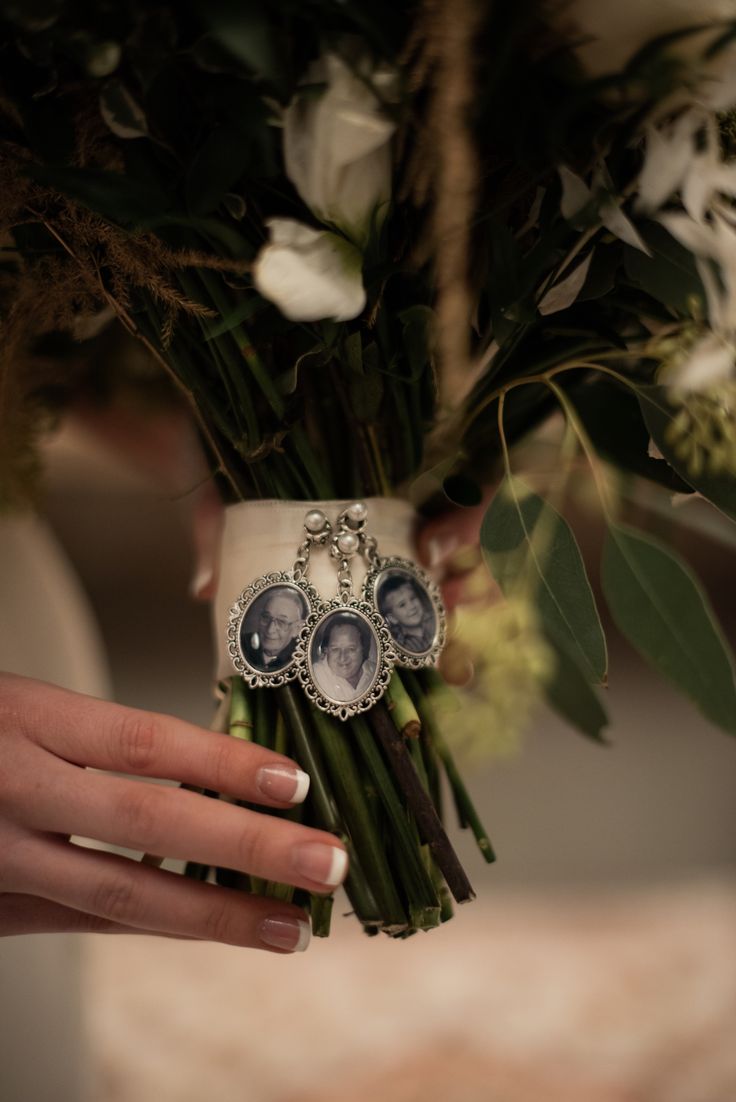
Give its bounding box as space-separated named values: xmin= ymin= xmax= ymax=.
xmin=2 ymin=0 xmax=736 ymax=938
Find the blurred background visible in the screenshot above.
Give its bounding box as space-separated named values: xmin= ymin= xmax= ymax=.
xmin=1 ymin=420 xmax=735 ymax=1102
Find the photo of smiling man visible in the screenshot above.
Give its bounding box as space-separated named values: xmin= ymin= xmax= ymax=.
xmin=311 ymin=613 xmax=378 ymax=704
xmin=241 ymin=585 xmax=307 ymax=674
xmin=377 ymin=570 xmax=437 ymax=655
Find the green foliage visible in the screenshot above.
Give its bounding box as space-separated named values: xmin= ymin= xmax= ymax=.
xmin=602 ymin=522 xmax=736 ymax=736
xmin=623 ymin=223 xmax=704 ymax=315
xmin=639 ymin=386 xmax=736 ymax=523
xmin=543 ymin=642 xmax=609 ymax=744
xmin=481 ymin=477 xmax=607 ymax=684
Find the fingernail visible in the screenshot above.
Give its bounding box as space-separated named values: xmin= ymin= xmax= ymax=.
xmin=292 ymin=843 xmax=348 ymax=887
xmin=259 ymin=915 xmax=311 ymax=953
xmin=426 ymin=534 xmax=459 ymax=569
xmin=189 ymin=565 xmax=214 ymax=600
xmin=256 ymin=765 xmax=310 ymax=804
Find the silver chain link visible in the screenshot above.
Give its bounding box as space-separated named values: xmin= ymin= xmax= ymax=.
xmin=360 ymin=532 xmax=381 ymax=569
xmin=292 ymin=538 xmax=312 ymax=581
xmin=337 ymin=558 xmax=353 ymax=596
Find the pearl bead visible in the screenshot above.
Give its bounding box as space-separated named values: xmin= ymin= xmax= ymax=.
xmin=304 ymin=509 xmax=328 ymax=534
xmin=345 ymin=501 xmax=367 ymax=527
xmin=337 ymin=530 xmax=360 ymax=555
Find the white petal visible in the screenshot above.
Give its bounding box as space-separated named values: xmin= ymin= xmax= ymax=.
xmin=253 ymin=219 xmax=366 ymax=322
xmin=636 ymin=117 xmax=696 ymax=214
xmin=283 ymin=50 xmax=395 ymax=245
xmin=538 ymin=251 xmax=594 ymax=315
xmin=669 ymin=331 xmax=735 ymax=390
xmin=657 ymin=211 xmax=719 ymax=257
xmin=558 ymin=166 xmax=592 ymax=220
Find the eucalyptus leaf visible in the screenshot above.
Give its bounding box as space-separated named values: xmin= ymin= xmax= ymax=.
xmin=602 ymin=522 xmax=736 ymax=735
xmin=482 ymin=477 xmax=607 ymax=683
xmin=574 ymin=380 xmax=692 ymax=493
xmin=99 ymin=79 xmax=149 ymax=139
xmin=624 ymin=222 xmax=704 ymax=314
xmin=197 ymin=1 xmax=285 ymax=93
xmin=538 ymin=251 xmax=593 ymax=316
xmin=543 ymin=639 xmax=609 ymax=744
xmin=638 ymin=385 xmax=736 ymax=523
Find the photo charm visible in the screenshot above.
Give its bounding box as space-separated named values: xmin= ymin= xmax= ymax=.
xmin=227 ymin=572 xmax=320 ymax=688
xmin=363 ymin=557 xmax=446 ymax=669
xmin=296 ymin=597 xmax=396 ymax=721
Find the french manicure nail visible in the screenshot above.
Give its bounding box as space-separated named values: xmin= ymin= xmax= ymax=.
xmin=256 ymin=765 xmax=310 ymax=804
xmin=189 ymin=565 xmax=214 ymax=599
xmin=292 ymin=843 xmax=348 ymax=887
xmin=259 ymin=915 xmax=311 ymax=952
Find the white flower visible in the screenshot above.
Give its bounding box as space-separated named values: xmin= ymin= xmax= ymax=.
xmin=283 ymin=49 xmax=396 ymax=247
xmin=638 ymin=108 xmax=736 ymax=219
xmin=564 ymin=0 xmax=736 ymax=109
xmin=657 ymin=211 xmax=736 ymax=389
xmin=253 ymin=218 xmax=366 ymax=322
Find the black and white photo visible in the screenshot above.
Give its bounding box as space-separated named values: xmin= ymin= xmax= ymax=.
xmin=239 ymin=583 xmax=308 ymax=675
xmin=309 ymin=611 xmax=379 ymax=704
xmin=375 ymin=568 xmax=438 ymax=655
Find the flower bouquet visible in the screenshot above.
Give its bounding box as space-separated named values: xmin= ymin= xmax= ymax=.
xmin=2 ymin=0 xmax=736 ymax=938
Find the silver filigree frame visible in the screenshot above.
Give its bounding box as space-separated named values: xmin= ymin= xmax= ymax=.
xmin=227 ymin=571 xmax=320 ymax=688
xmin=362 ymin=556 xmax=447 ymax=669
xmin=295 ymin=596 xmax=396 ymax=721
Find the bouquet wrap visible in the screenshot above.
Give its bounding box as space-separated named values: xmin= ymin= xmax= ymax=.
xmin=214 ymin=498 xmax=417 ymax=680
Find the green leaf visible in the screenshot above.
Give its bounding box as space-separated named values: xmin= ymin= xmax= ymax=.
xmin=344 ymin=331 xmax=363 ymax=375
xmin=99 ymin=79 xmax=149 ymax=139
xmin=482 ymin=477 xmax=607 ymax=683
xmin=348 ymin=369 xmax=384 ymax=422
xmin=277 ymin=344 xmax=330 ymax=395
xmin=204 ymin=296 xmax=263 ymax=341
xmin=196 ymin=1 xmax=285 ymax=93
xmin=602 ymin=522 xmax=736 ymax=735
xmin=26 ymin=164 xmax=171 ymax=224
xmin=624 ymin=222 xmax=704 ymax=314
xmin=574 ymin=380 xmax=692 ymax=493
xmin=638 ymin=385 xmax=736 ymax=523
xmin=186 ymin=126 xmax=250 ymax=215
xmin=543 ymin=639 xmax=609 ymax=744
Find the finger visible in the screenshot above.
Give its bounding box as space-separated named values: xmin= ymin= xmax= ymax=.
xmin=189 ymin=480 xmax=224 ymax=600
xmin=13 ymin=677 xmax=310 ymax=808
xmin=8 ymin=835 xmax=312 ymax=952
xmin=0 ymin=893 xmax=198 ymax=938
xmin=12 ymin=762 xmax=348 ymax=895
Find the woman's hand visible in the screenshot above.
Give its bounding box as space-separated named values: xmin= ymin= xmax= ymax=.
xmin=0 ymin=674 xmax=348 ymax=952
xmin=416 ymin=498 xmax=491 ymax=610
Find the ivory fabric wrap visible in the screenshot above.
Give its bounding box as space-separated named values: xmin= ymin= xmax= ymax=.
xmin=213 ymin=497 xmax=418 ymax=679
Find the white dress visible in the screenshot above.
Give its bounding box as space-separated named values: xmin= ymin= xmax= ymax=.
xmin=0 ymin=512 xmax=111 ymax=1102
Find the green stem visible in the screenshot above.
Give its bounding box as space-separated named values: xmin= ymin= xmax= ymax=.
xmin=310 ymin=707 xmax=408 ymax=931
xmin=276 ymin=686 xmax=380 ymax=927
xmin=351 ymin=715 xmax=441 ymax=928
xmin=411 ymin=671 xmax=496 ymax=864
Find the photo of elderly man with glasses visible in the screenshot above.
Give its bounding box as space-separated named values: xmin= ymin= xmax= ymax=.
xmin=241 ymin=585 xmax=307 ymax=673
